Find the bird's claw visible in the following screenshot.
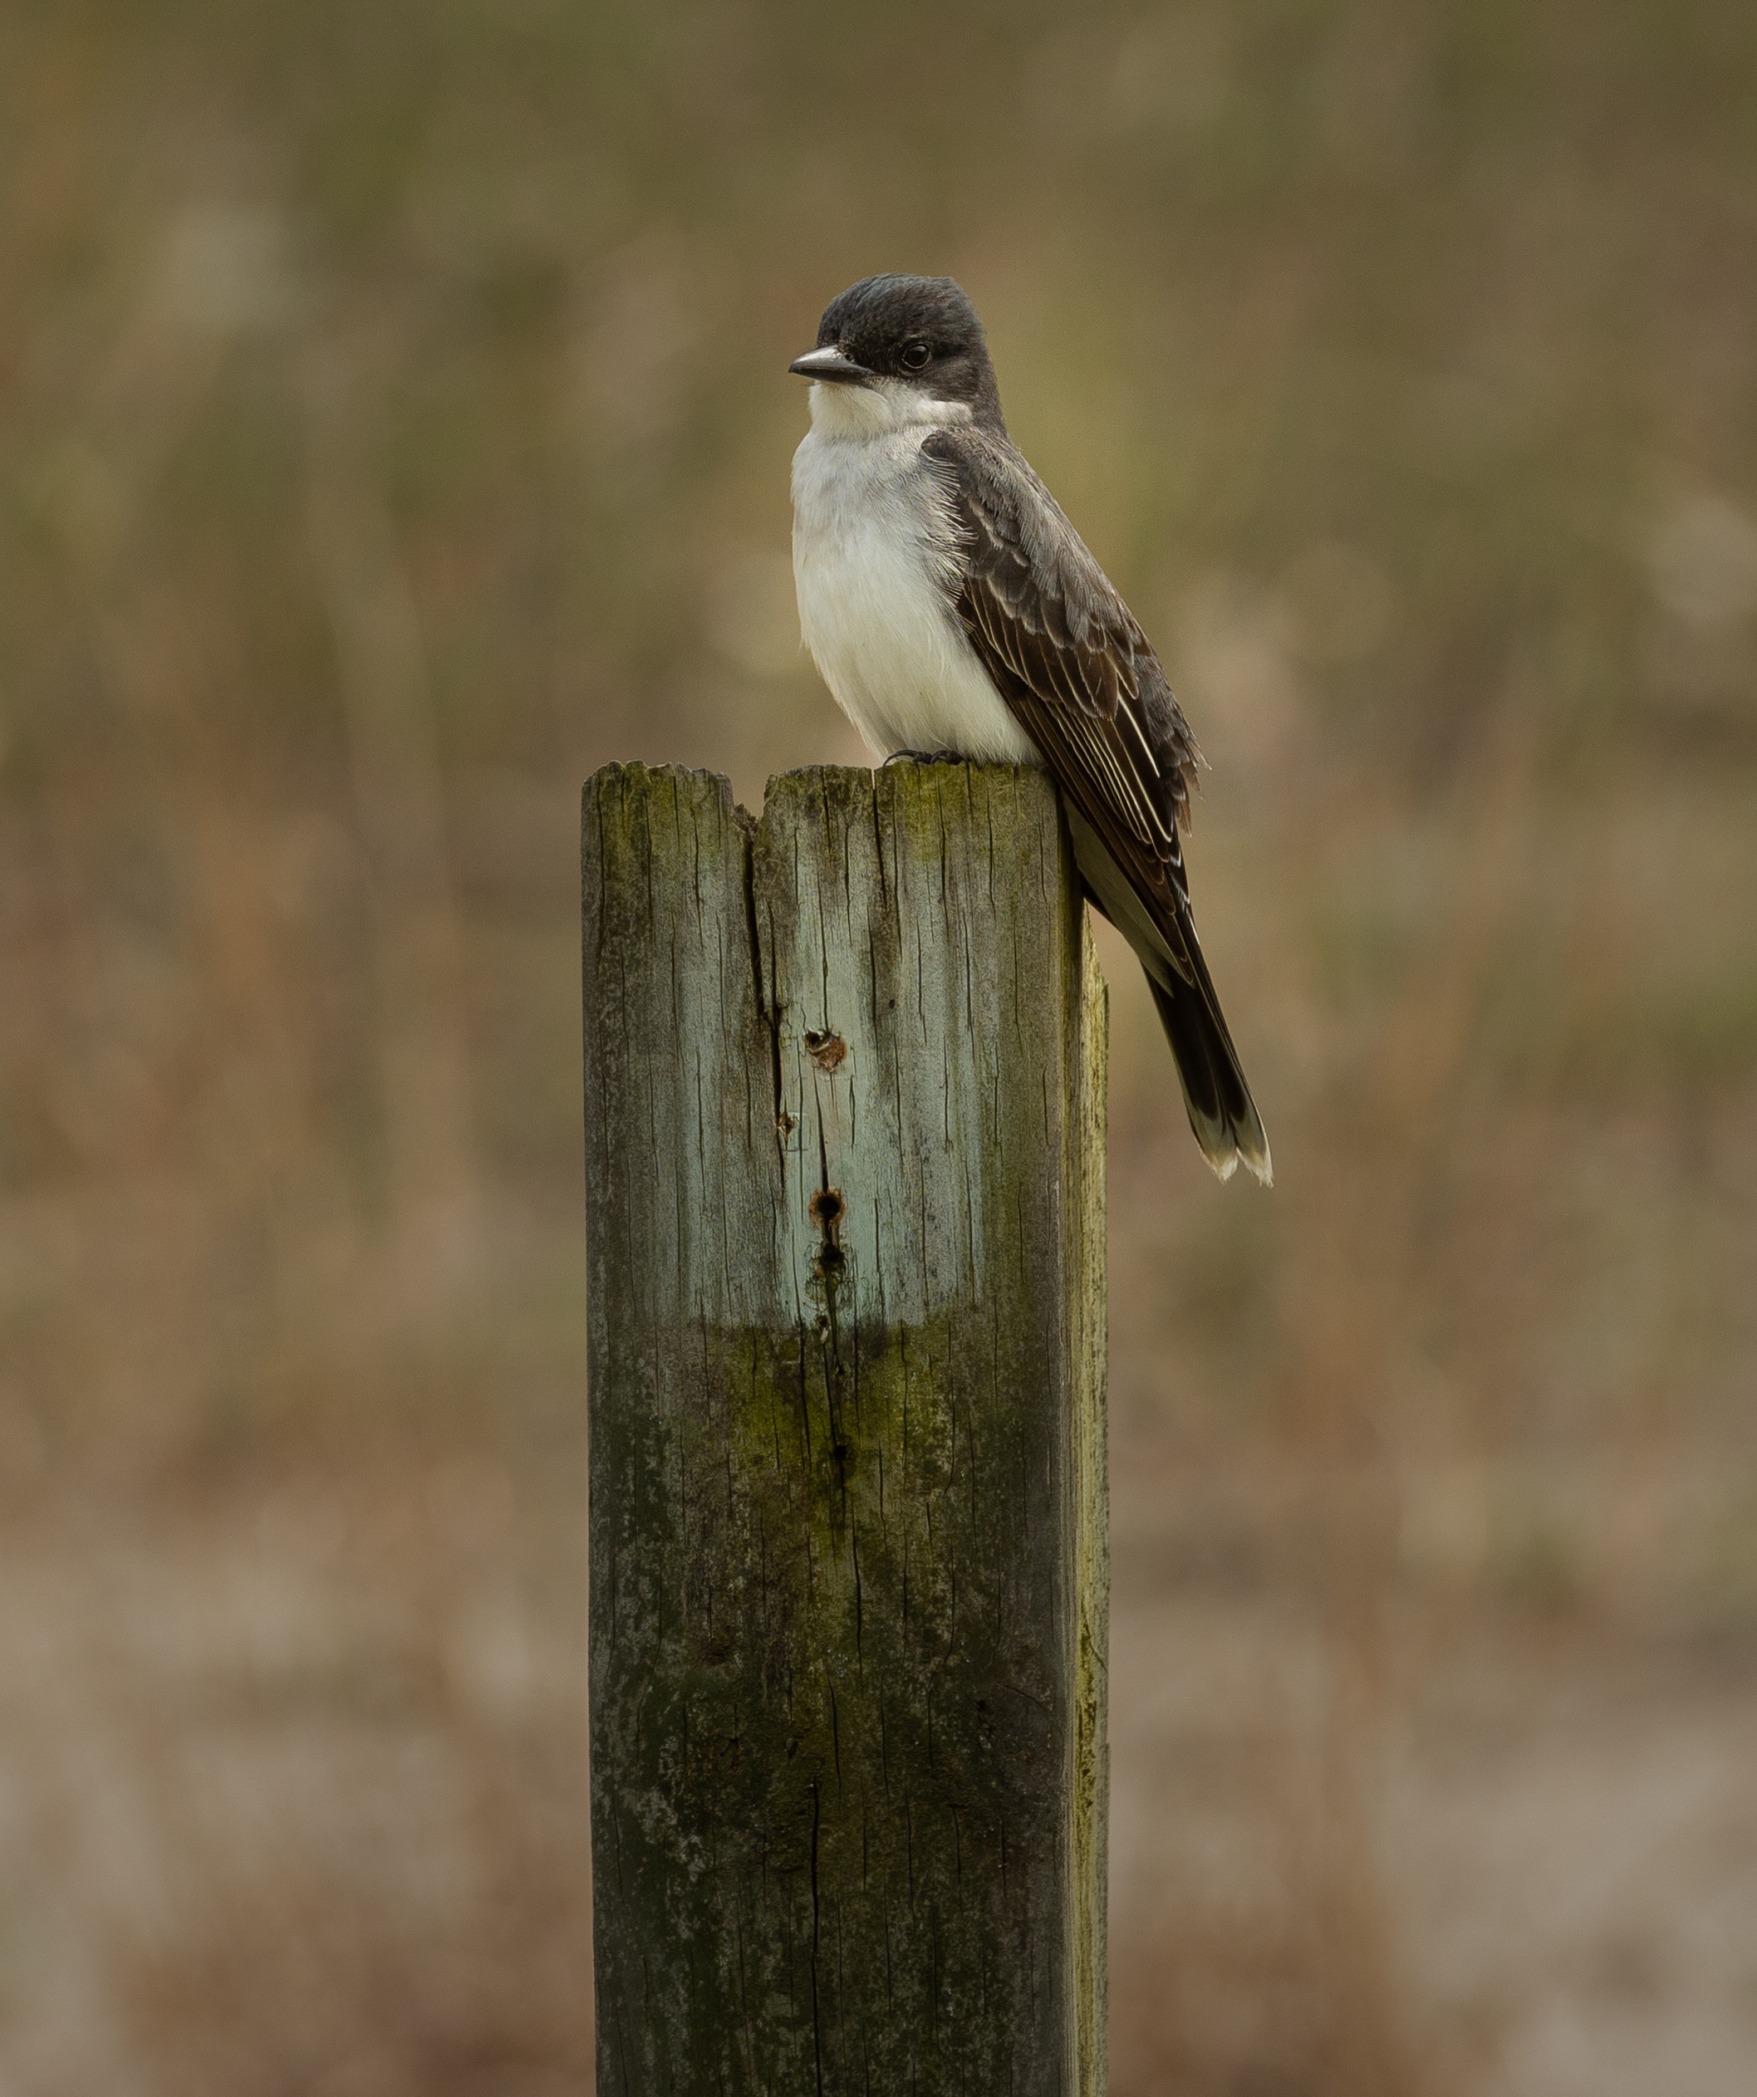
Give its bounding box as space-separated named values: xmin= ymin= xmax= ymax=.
xmin=883 ymin=748 xmax=966 ymax=766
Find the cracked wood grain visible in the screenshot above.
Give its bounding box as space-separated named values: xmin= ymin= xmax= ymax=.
xmin=583 ymin=762 xmax=1108 ymax=2095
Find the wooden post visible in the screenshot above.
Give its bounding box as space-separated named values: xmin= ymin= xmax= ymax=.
xmin=581 ymin=762 xmax=1107 ymax=2095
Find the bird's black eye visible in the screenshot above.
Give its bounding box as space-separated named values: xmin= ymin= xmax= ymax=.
xmin=900 ymin=340 xmax=932 ymax=372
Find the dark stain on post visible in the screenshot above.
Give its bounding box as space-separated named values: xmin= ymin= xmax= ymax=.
xmin=808 ymin=1186 xmax=852 ymax=1489
xmin=809 ymin=1186 xmax=845 ymax=1270
xmin=804 ymin=1029 xmax=847 ymax=1073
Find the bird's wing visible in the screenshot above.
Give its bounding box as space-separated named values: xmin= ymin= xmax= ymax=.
xmin=921 ymin=423 xmax=1204 ymax=982
xmin=923 ymin=423 xmax=1270 ymax=1182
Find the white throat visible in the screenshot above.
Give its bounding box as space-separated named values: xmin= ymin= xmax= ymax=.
xmin=805 ymin=377 xmax=974 ymax=442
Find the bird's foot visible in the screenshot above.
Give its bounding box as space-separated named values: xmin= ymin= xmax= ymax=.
xmin=882 ymin=748 xmax=966 ymax=766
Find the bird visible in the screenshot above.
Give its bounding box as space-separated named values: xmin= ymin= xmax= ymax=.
xmin=788 ymin=272 xmax=1271 ymax=1184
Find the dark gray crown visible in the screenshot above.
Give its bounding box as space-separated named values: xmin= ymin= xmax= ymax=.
xmin=816 ymin=275 xmax=1004 ymax=428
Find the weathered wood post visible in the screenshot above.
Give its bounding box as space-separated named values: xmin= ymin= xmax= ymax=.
xmin=582 ymin=762 xmax=1107 ymax=2094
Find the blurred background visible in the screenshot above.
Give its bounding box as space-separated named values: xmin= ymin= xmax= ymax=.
xmin=3 ymin=0 xmax=1755 ymax=2090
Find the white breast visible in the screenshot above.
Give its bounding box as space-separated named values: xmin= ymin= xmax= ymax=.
xmin=790 ymin=383 xmax=1040 ymax=767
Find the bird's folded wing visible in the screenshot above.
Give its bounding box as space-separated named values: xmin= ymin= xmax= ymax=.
xmin=921 ymin=424 xmax=1204 ymax=982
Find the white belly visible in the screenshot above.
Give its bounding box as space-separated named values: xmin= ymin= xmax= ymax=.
xmin=791 ymin=408 xmax=1040 ymax=767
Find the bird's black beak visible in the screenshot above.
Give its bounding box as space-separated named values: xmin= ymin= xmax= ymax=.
xmin=788 ymin=345 xmax=873 ymax=385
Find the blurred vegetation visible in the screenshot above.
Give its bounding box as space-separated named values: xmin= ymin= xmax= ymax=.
xmin=2 ymin=1 xmax=1755 ymax=2092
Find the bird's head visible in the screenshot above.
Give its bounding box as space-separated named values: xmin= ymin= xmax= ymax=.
xmin=789 ymin=275 xmax=1004 ymax=432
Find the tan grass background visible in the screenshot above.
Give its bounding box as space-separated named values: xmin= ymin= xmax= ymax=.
xmin=2 ymin=2 xmax=1756 ymax=2091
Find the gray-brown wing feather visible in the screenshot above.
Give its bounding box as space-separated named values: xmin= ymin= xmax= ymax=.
xmin=921 ymin=423 xmax=1270 ymax=1179
xmin=923 ymin=427 xmax=1213 ymax=966
xmin=924 ymin=429 xmax=1194 ymax=913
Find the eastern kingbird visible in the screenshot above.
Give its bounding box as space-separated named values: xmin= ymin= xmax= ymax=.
xmin=789 ymin=273 xmax=1271 ymax=1184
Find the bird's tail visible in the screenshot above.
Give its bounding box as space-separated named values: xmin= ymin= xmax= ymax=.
xmin=1147 ymin=959 xmax=1273 ymax=1186
xmin=1061 ymin=807 xmax=1270 ymax=1183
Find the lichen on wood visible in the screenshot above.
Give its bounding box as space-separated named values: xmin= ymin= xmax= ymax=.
xmin=582 ymin=761 xmax=1107 ymax=2094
